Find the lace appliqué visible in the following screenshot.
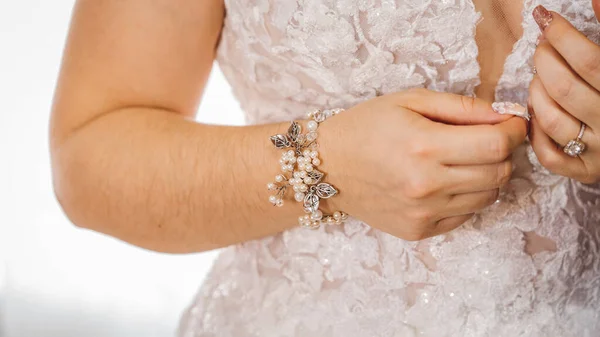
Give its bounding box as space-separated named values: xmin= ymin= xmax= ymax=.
xmin=180 ymin=1 xmax=600 ymax=336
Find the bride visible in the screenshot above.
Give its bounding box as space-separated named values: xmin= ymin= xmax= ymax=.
xmin=50 ymin=0 xmax=600 ymax=336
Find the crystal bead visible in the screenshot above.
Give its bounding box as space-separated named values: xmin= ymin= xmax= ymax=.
xmin=306 ymin=132 xmax=318 ymax=142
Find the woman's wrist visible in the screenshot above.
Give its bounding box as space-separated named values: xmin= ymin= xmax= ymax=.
xmin=264 ymin=109 xmax=349 ymax=228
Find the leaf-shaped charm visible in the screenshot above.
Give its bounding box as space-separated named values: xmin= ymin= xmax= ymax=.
xmin=303 ymin=192 xmax=320 ymax=214
xmin=287 ymin=121 xmax=301 ymax=143
xmin=315 ymin=183 xmax=338 ymax=199
xmin=270 ymin=134 xmax=291 ymax=149
xmin=307 ymin=170 xmax=324 ymax=184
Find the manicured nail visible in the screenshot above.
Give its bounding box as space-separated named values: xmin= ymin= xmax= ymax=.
xmin=533 ymin=5 xmax=553 ymax=31
xmin=492 ymin=102 xmax=531 ymax=121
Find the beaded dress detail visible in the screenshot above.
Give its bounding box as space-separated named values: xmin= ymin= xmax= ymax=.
xmin=180 ymin=1 xmax=600 ymax=336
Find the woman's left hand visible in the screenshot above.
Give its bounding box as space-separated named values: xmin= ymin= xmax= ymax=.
xmin=528 ymin=5 xmax=600 ymax=184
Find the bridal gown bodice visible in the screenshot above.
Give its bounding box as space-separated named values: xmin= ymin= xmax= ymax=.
xmin=180 ymin=1 xmax=600 ymax=336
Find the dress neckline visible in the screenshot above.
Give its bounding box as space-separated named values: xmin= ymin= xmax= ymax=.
xmin=470 ymin=0 xmax=535 ymax=103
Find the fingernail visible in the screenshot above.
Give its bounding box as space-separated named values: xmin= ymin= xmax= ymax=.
xmin=533 ymin=5 xmax=553 ymax=31
xmin=492 ymin=102 xmax=532 ymax=125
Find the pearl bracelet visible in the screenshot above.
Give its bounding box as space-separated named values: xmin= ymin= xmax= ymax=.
xmin=267 ymin=108 xmax=348 ymax=229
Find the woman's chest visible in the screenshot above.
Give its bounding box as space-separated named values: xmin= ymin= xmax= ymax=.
xmin=218 ymin=0 xmax=596 ymax=122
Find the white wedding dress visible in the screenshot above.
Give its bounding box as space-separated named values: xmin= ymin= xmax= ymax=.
xmin=180 ymin=1 xmax=600 ymax=336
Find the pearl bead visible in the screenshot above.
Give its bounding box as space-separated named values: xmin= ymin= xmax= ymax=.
xmin=287 ymin=150 xmax=295 ymax=157
xmin=276 ymin=200 xmax=284 ymax=207
xmin=310 ymin=221 xmax=320 ymax=229
xmin=333 ymin=211 xmax=342 ymax=220
xmin=293 ymin=171 xmax=301 ymax=179
xmin=304 ymin=177 xmax=313 ymax=185
xmin=293 ymin=185 xmax=300 ymax=192
xmin=303 ymin=149 xmax=311 ymax=157
xmin=289 ymin=157 xmax=296 ymax=164
xmin=299 ymin=171 xmax=307 ymax=178
xmin=294 ymin=192 xmax=305 ymax=202
xmin=310 ymin=151 xmax=318 ymax=158
xmin=299 ymin=184 xmax=308 ymax=192
xmin=269 ymin=195 xmax=277 ymax=204
xmin=275 ymin=175 xmax=284 ymax=182
xmin=298 ymin=215 xmax=306 ymax=223
xmin=267 ymin=183 xmax=276 ymax=190
xmin=286 ymin=165 xmax=294 ymax=171
xmin=311 ymin=210 xmax=323 ymax=220
xmin=307 ymin=120 xmax=319 ymax=132
xmin=327 ymin=217 xmax=336 ymax=225
xmin=298 ymin=164 xmax=306 ymax=171
xmin=305 ymin=165 xmax=313 ymax=172
xmin=312 ymin=158 xmax=321 ymax=166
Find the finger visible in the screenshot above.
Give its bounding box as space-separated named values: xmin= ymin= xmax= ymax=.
xmin=431 ymin=213 xmax=475 ymax=237
xmin=434 ymin=116 xmax=527 ymax=165
xmin=594 ymin=0 xmax=600 ymax=22
xmin=443 ymin=160 xmax=512 ymax=194
xmin=529 ymin=75 xmax=585 ymax=146
xmin=441 ymin=189 xmax=500 ymax=219
xmin=396 ymin=88 xmax=512 ymax=125
xmin=534 ymin=40 xmax=600 ymax=127
xmin=529 ymin=116 xmax=591 ymax=181
xmin=533 ymin=5 xmax=600 ymax=90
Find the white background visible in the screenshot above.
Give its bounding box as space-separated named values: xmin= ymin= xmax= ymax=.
xmin=0 ymin=1 xmax=244 ymax=336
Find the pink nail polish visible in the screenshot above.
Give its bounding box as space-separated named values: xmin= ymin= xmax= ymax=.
xmin=533 ymin=5 xmax=553 ymax=31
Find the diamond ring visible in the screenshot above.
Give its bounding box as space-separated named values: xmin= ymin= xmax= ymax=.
xmin=563 ymin=122 xmax=587 ymax=157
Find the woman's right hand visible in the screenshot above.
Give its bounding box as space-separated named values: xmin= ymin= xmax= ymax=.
xmin=319 ymin=88 xmax=528 ymax=241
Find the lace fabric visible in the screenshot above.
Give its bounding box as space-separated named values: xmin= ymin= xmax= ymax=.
xmin=179 ymin=1 xmax=600 ymax=336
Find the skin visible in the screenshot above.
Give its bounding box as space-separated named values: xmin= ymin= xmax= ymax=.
xmin=529 ymin=5 xmax=600 ymax=184
xmin=50 ymin=0 xmax=527 ymax=253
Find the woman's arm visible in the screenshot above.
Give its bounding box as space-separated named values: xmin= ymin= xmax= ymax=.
xmin=51 ymin=0 xmax=301 ymax=253
xmin=51 ymin=0 xmax=526 ymax=254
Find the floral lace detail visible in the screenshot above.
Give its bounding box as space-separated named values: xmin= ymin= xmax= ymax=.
xmin=180 ymin=1 xmax=600 ymax=336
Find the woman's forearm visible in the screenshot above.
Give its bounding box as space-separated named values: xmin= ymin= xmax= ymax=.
xmin=52 ymin=107 xmax=305 ymax=253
